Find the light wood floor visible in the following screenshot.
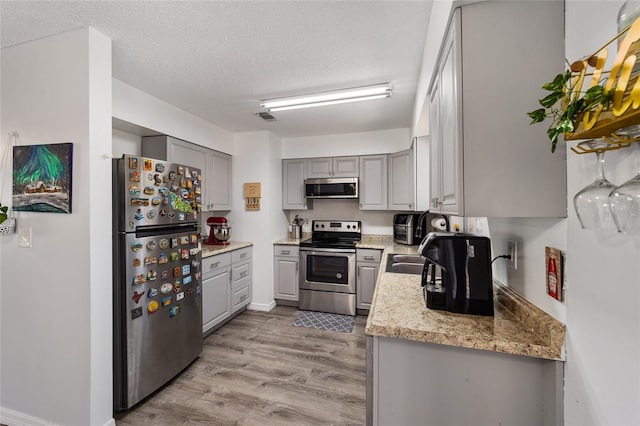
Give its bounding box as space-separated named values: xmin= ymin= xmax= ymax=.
xmin=115 ymin=306 xmax=367 ymax=425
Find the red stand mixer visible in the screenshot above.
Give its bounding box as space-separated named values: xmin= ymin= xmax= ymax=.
xmin=206 ymin=217 xmax=231 ymax=245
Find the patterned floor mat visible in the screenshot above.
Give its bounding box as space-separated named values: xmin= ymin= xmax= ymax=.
xmin=293 ymin=310 xmax=355 ymax=333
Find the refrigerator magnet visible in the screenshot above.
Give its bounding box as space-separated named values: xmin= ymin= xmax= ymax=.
xmin=183 ymin=276 xmax=192 ymax=285
xmin=158 ymin=254 xmax=168 ymax=265
xmin=146 ymin=240 xmax=157 ymax=250
xmin=155 ymin=163 xmax=165 ymax=173
xmin=129 ymin=171 xmax=140 ymax=182
xmin=132 ymin=274 xmax=146 ymax=285
xmin=131 ymin=307 xmax=143 ymax=319
xmin=147 ymin=288 xmax=158 ymax=298
xmin=176 ymin=292 xmax=185 ymax=301
xmin=173 ymin=266 xmax=181 ymax=277
xmin=182 ymin=265 xmax=190 ymax=275
xmin=161 ymin=296 xmax=172 ymax=307
xmin=170 ymin=252 xmax=178 ymax=262
xmin=147 ymin=301 xmax=159 ymax=314
xmin=143 ymin=159 xmax=153 ymax=171
xmin=134 ymin=209 xmax=144 ymax=221
xmin=132 ymin=258 xmax=141 ymax=267
xmin=144 ymin=256 xmax=157 ymax=265
xmin=161 ymin=270 xmax=169 ymax=280
xmin=173 ymin=282 xmax=182 ymax=293
xmin=132 ymin=291 xmax=144 ymax=304
xmin=186 ymin=287 xmax=194 ymax=296
xmin=129 ymin=186 xmax=139 ymax=196
xmin=160 ymin=283 xmax=173 ymax=294
xmin=147 ymin=270 xmax=157 ymax=281
xmin=169 ymin=306 xmax=180 ymax=318
xmin=131 ymin=242 xmax=143 ymax=252
xmin=128 ymin=157 xmax=138 ymax=169
xmin=146 ymin=210 xmax=157 ymax=219
xmin=143 ymin=186 xmax=155 ymax=195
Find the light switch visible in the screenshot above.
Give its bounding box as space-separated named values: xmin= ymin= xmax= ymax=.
xmin=18 ymin=227 xmax=32 ymax=248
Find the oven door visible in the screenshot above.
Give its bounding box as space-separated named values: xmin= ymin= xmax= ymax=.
xmin=300 ymin=248 xmax=356 ymax=294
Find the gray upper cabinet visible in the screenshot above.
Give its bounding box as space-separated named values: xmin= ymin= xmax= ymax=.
xmin=208 ymin=151 xmax=232 ymax=211
xmin=359 ymin=155 xmax=387 ymax=210
xmin=428 ymin=2 xmax=567 ymax=217
xmin=306 ymin=156 xmax=359 ymax=178
xmin=388 ymin=148 xmax=415 ymax=211
xmin=141 ymin=135 xmax=210 ymax=208
xmin=141 ymin=135 xmax=232 ymax=212
xmin=282 ymin=159 xmax=308 ymax=210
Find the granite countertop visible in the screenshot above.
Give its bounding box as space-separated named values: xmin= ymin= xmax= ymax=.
xmin=365 ymin=243 xmax=566 ymax=361
xmin=201 ymin=241 xmax=253 ymax=258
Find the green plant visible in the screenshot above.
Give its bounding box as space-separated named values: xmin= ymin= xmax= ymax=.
xmin=0 ymin=203 xmax=7 ymax=224
xmin=528 ymin=62 xmax=612 ymax=153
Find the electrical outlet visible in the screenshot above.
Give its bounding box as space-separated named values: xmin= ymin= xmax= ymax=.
xmin=18 ymin=227 xmax=32 ymax=248
xmin=508 ymin=240 xmax=517 ymax=270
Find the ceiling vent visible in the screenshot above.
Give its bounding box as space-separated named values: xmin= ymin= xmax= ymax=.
xmin=256 ymin=111 xmax=277 ymax=121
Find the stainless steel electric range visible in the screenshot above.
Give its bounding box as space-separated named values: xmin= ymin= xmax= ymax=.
xmin=299 ymin=220 xmax=361 ymax=316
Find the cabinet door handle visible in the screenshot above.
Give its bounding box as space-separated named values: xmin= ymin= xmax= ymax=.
xmin=295 ymin=261 xmax=298 ymax=272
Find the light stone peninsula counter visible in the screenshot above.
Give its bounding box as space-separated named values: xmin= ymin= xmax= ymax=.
xmin=201 ymin=241 xmax=253 ymax=258
xmin=365 ymin=239 xmax=566 ymax=426
xmin=365 ymin=241 xmax=565 ymax=361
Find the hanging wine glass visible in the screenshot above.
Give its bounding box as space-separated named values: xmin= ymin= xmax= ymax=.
xmin=573 ymin=139 xmax=617 ymax=230
xmin=609 ymin=159 xmax=640 ymax=234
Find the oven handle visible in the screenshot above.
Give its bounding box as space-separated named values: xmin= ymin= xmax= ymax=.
xmin=299 ymin=247 xmax=356 ymax=255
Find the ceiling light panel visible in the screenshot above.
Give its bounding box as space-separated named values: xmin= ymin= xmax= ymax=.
xmin=261 ymin=83 xmax=392 ymax=111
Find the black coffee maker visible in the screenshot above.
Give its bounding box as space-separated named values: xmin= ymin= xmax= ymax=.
xmin=418 ymin=232 xmax=494 ymax=316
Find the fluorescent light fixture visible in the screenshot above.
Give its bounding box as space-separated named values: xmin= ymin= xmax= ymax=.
xmin=261 ymin=83 xmax=392 ymax=111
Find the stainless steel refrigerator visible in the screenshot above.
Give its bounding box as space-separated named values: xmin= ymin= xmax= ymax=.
xmin=112 ymin=154 xmax=203 ymax=410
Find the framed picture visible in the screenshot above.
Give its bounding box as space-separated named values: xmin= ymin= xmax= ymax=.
xmin=12 ymin=143 xmax=73 ymax=213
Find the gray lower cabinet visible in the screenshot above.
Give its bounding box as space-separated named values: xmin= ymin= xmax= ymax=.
xmin=368 ymin=336 xmax=563 ymax=425
xmin=231 ymin=247 xmax=252 ymax=312
xmin=202 ymin=253 xmax=232 ymax=335
xmin=274 ymin=245 xmax=299 ymax=302
xmin=356 ymin=249 xmax=382 ymax=310
xmin=202 ymin=247 xmax=252 ymax=335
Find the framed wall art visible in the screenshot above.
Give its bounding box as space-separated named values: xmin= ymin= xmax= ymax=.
xmin=13 ymin=143 xmax=73 ymax=213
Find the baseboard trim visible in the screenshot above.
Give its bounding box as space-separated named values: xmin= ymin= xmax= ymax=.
xmin=0 ymin=407 xmax=115 ymax=426
xmin=248 ymin=300 xmax=276 ymax=312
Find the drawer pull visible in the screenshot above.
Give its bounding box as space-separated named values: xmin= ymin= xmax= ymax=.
xmin=240 ymin=253 xmax=247 ymax=258
xmin=211 ymin=262 xmax=220 ymax=269
xmin=240 ymin=294 xmax=248 ymax=301
xmin=364 ymin=256 xmax=375 ymax=261
xmin=281 ymin=250 xmax=290 ymax=255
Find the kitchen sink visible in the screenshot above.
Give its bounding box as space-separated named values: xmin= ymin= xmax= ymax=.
xmin=385 ymin=253 xmax=425 ymax=275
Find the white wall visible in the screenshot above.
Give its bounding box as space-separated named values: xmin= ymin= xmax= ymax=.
xmin=112 ymin=128 xmax=141 ymax=157
xmin=564 ymin=2 xmax=640 ymax=425
xmin=488 ymin=218 xmax=568 ymax=324
xmin=112 ymin=79 xmax=234 ymax=155
xmin=0 ymin=28 xmax=114 ymax=426
xmin=281 ymin=128 xmax=410 ymax=158
xmin=228 ymin=131 xmax=289 ymax=310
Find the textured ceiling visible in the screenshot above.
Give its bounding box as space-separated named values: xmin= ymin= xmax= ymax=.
xmin=1 ymin=1 xmax=432 ymax=138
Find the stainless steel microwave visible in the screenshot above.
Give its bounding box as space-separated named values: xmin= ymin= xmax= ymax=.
xmin=304 ymin=177 xmax=358 ymax=199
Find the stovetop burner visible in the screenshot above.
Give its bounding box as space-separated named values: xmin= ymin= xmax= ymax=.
xmin=299 ymin=220 xmax=361 ymax=249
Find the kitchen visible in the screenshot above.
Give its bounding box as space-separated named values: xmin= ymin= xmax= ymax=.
xmin=1 ymin=1 xmax=639 ymax=426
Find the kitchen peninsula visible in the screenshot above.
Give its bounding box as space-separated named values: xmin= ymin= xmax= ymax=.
xmin=365 ymin=245 xmax=566 ymax=426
